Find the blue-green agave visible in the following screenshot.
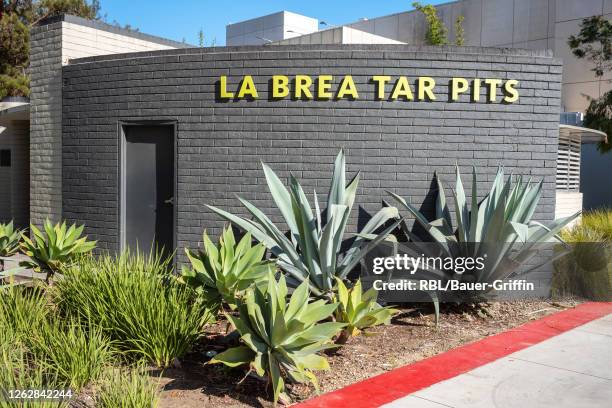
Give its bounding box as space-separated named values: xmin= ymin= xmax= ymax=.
xmin=210 ymin=275 xmax=345 ymax=404
xmin=388 ymin=166 xmax=580 ymax=287
xmin=208 ymin=150 xmax=401 ymax=298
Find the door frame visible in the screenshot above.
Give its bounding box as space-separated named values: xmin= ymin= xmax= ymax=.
xmin=118 ymin=120 xmax=178 ymax=254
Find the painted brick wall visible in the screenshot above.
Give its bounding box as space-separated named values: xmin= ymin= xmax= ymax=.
xmin=29 ymin=15 xmax=183 ymax=227
xmin=62 ymin=45 xmax=562 ymax=267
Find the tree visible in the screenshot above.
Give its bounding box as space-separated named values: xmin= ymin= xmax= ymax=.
xmin=412 ymin=2 xmax=465 ymax=46
xmin=0 ymin=0 xmax=100 ymax=99
xmin=568 ymin=15 xmax=612 ymax=153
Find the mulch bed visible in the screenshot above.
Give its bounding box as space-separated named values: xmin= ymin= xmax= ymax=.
xmin=155 ymin=299 xmax=580 ymax=407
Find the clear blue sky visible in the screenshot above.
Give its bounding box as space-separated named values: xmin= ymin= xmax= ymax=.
xmin=98 ymin=0 xmax=448 ymax=46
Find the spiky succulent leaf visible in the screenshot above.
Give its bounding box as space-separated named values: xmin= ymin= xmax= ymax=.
xmin=208 ymin=149 xmax=399 ymax=298
xmin=210 ymin=275 xmax=344 ymax=404
xmin=18 ymin=219 xmax=96 ymax=277
xmin=388 ymin=166 xmax=581 ymax=299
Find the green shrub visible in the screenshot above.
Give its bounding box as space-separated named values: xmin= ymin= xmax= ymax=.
xmin=0 ymin=221 xmax=22 ymax=271
xmin=96 ymin=366 xmax=159 ymax=408
xmin=0 ymin=286 xmax=49 ymax=338
xmin=0 ymin=308 xmax=67 ymax=408
xmin=20 ymin=220 xmax=96 ymax=281
xmin=210 ymin=275 xmax=345 ymax=404
xmin=208 ymin=149 xmax=400 ymax=299
xmin=560 ymin=209 xmax=612 ymax=242
xmin=30 ymin=319 xmax=112 ymax=391
xmin=0 ymin=345 xmax=67 ymax=408
xmin=181 ymin=226 xmax=274 ymax=312
xmin=334 ymin=279 xmax=397 ymax=343
xmin=55 ymin=251 xmax=212 ymax=367
xmin=553 ymin=209 xmax=611 ymax=301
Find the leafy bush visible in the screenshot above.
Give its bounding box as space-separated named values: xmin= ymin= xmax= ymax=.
xmin=31 ymin=319 xmax=112 ymax=391
xmin=180 ymin=226 xmax=274 ymax=312
xmin=334 ymin=279 xmax=397 ymax=343
xmin=209 ymin=149 xmax=400 ymax=298
xmin=55 ymin=251 xmax=211 ymax=367
xmin=210 ymin=276 xmax=345 ymax=404
xmin=96 ymin=366 xmax=159 ymax=408
xmin=389 ymin=166 xmax=579 ymax=299
xmin=560 ymin=209 xmax=612 ymax=242
xmin=0 ymin=221 xmax=22 ymax=271
xmin=20 ymin=220 xmax=96 ymax=281
xmin=553 ymin=210 xmax=611 ymax=301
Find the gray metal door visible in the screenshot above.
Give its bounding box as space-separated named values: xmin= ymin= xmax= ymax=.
xmin=123 ymin=125 xmax=175 ymax=257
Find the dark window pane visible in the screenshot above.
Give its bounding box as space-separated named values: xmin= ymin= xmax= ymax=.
xmin=0 ymin=150 xmax=10 ymax=167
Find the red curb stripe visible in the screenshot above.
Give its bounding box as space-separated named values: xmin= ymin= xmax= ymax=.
xmin=297 ymin=302 xmax=612 ymax=408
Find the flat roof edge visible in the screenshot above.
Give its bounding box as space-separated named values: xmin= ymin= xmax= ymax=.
xmin=34 ymin=14 xmax=192 ymax=49
xmin=559 ymin=124 xmax=608 ymax=144
xmin=66 ymin=43 xmax=557 ymax=66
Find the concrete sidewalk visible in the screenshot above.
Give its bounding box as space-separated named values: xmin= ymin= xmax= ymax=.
xmin=384 ymin=314 xmax=612 ymax=408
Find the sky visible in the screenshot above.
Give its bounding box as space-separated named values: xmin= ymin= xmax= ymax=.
xmin=98 ymin=0 xmax=448 ymax=46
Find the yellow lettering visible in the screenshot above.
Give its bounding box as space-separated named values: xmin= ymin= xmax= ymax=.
xmin=450 ymin=78 xmax=469 ymax=101
xmin=237 ymin=75 xmax=258 ymax=99
xmin=417 ymin=77 xmax=436 ymax=100
xmin=472 ymin=79 xmax=481 ymax=101
xmin=295 ymin=75 xmax=313 ymax=99
xmin=219 ymin=75 xmax=234 ymax=99
xmin=372 ymin=75 xmax=391 ymax=99
xmin=484 ymin=78 xmax=502 ymax=102
xmin=337 ymin=75 xmax=359 ymax=99
xmin=390 ymin=77 xmax=414 ymax=100
xmin=317 ymin=75 xmax=333 ymax=99
xmin=503 ymin=79 xmax=519 ymax=103
xmin=272 ymin=75 xmax=289 ymax=98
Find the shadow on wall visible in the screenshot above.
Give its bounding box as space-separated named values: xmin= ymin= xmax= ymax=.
xmin=581 ymin=144 xmax=612 ymax=210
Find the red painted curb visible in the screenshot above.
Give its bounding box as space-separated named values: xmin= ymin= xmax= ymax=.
xmin=297 ymin=302 xmax=612 ymax=408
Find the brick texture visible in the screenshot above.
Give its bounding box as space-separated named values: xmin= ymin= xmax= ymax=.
xmin=61 ymin=45 xmax=562 ymax=264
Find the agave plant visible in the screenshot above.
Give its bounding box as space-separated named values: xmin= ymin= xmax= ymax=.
xmin=0 ymin=221 xmax=22 ymax=272
xmin=208 ymin=149 xmax=400 ymax=298
xmin=334 ymin=278 xmax=397 ymax=343
xmin=210 ymin=275 xmax=345 ymax=404
xmin=388 ymin=166 xmax=580 ymax=294
xmin=20 ymin=220 xmax=96 ymax=282
xmin=180 ymin=226 xmax=275 ymax=312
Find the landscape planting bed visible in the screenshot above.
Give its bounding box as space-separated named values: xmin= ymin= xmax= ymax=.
xmin=154 ymin=300 xmax=578 ymax=407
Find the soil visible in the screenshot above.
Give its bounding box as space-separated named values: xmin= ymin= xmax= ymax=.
xmin=154 ymin=299 xmax=580 ymax=408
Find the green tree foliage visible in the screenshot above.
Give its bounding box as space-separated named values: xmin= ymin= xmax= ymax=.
xmin=413 ymin=2 xmax=447 ymax=45
xmin=568 ymin=15 xmax=612 ymax=152
xmin=454 ymin=15 xmax=465 ymax=46
xmin=412 ymin=2 xmax=466 ymax=46
xmin=0 ymin=0 xmax=100 ymax=99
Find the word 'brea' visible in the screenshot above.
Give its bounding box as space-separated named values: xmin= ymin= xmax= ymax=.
xmin=218 ymin=75 xmax=519 ymax=103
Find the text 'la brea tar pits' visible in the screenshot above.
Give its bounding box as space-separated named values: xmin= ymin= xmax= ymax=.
xmin=218 ymin=75 xmax=519 ymax=103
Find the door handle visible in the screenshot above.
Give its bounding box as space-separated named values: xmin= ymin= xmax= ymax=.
xmin=164 ymin=196 xmax=175 ymax=205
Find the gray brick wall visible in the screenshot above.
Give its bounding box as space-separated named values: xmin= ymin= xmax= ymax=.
xmin=61 ymin=45 xmax=562 ymax=258
xmin=30 ymin=22 xmax=64 ymax=226
xmin=29 ymin=15 xmax=181 ymax=228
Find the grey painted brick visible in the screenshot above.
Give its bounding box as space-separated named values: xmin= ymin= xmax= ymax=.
xmin=61 ymin=45 xmax=561 ymax=260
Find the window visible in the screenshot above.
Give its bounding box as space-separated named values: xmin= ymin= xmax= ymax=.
xmin=0 ymin=150 xmax=10 ymax=167
xmin=556 ymin=135 xmax=580 ymax=191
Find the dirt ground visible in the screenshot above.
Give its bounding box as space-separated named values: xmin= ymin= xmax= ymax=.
xmin=154 ymin=299 xmax=580 ymax=408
